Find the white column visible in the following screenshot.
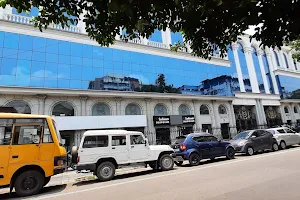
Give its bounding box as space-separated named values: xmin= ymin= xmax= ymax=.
xmin=279 ymin=105 xmax=286 ymax=123
xmin=77 ymin=10 xmax=87 ymax=34
xmin=257 ymin=50 xmax=270 ymax=94
xmin=266 ymin=52 xmax=280 ymax=94
xmin=37 ymin=95 xmax=47 ymax=115
xmin=228 ymin=101 xmax=237 ymax=137
xmin=114 ymin=97 xmax=122 ymax=115
xmin=162 ymin=28 xmax=172 ymax=48
xmin=287 ymin=52 xmax=296 ymax=71
xmin=232 ymin=43 xmax=246 ymax=92
xmin=243 ymin=47 xmax=260 ymax=93
xmin=297 ymin=61 xmax=300 ymax=71
xmin=192 ymin=100 xmax=201 ymax=131
xmin=211 ymin=101 xmax=221 ymax=138
xmin=79 ymin=96 xmax=88 ymax=116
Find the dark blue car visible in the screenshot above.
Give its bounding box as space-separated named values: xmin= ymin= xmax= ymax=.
xmin=171 ymin=133 xmax=235 ymax=166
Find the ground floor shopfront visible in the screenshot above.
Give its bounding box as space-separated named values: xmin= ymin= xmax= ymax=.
xmin=0 ymin=87 xmax=300 ymax=149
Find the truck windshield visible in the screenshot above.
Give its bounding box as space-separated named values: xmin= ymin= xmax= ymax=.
xmin=52 ymin=119 xmax=63 ymax=145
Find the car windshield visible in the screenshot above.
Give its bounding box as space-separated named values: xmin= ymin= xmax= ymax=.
xmin=172 ymin=136 xmax=186 ymax=145
xmin=234 ymin=131 xmax=251 ymax=140
xmin=52 ymin=119 xmax=63 ymax=145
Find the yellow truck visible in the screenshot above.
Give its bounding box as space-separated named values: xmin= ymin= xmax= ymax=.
xmin=0 ymin=113 xmax=67 ymax=197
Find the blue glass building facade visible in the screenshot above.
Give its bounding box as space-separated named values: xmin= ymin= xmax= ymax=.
xmin=0 ymin=31 xmax=241 ymax=97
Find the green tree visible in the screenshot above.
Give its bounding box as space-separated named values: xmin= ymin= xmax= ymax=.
xmin=287 ymin=39 xmax=300 ymax=61
xmin=2 ymin=0 xmax=299 ymax=58
xmin=156 ymin=74 xmax=166 ymax=92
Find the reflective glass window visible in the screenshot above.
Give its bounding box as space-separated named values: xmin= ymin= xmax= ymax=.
xmin=52 ymin=101 xmax=74 ymax=116
xmin=31 ymin=61 xmax=45 ymax=77
xmin=277 ymin=75 xmax=300 ymax=99
xmin=19 ymin=35 xmax=33 ymax=50
xmin=2 ymin=58 xmax=17 ymax=75
xmin=44 ymin=78 xmax=57 ymax=88
xmin=4 ymin=33 xmax=19 ymax=49
xmin=45 ymin=63 xmax=58 ymax=78
xmin=58 ymin=79 xmax=70 ymax=88
xmin=252 ymin=48 xmax=265 ymax=93
xmin=3 ymin=48 xmax=18 ymax=59
xmin=178 ymin=104 xmax=190 ymax=115
xmin=200 ymin=105 xmax=210 ymax=115
xmin=59 ymin=55 xmax=71 ymax=64
xmin=70 ymin=80 xmax=81 ymax=89
xmin=71 ymin=43 xmax=82 ymax=57
xmin=92 ymin=103 xmax=111 ymax=116
xmin=59 ymin=42 xmax=71 ymax=55
xmin=0 ymin=75 xmax=15 ymax=86
xmin=125 ymin=103 xmax=142 ymax=115
xmin=6 ymin=100 xmax=31 ymax=114
xmin=154 ymin=104 xmax=168 ymax=116
xmin=71 ymin=57 xmax=82 ymax=66
xmin=58 ymin=64 xmax=71 ymax=79
xmin=30 ymin=77 xmax=44 ymax=87
xmin=33 ymin=37 xmax=46 ymax=52
xmin=15 ymin=76 xmax=30 ymax=86
xmin=17 ymin=59 xmax=31 ymax=76
xmin=70 ymin=66 xmax=82 ymax=80
xmin=18 ymin=50 xmax=32 ymax=60
xmin=262 ymin=54 xmax=274 ymax=94
xmin=32 ymin=51 xmax=46 ymax=62
xmin=82 ymin=44 xmax=93 ymax=58
xmin=83 ymin=58 xmax=93 ymax=67
xmin=46 ymin=53 xmax=59 ymax=63
xmin=46 ymin=39 xmax=58 ymax=54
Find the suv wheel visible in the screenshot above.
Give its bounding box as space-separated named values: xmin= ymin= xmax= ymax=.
xmin=160 ymin=154 xmax=174 ymax=171
xmin=189 ymin=153 xmax=201 ymax=166
xmin=96 ymin=161 xmax=115 ymax=181
xmin=272 ymin=143 xmax=279 ymax=151
xmin=280 ymin=141 xmax=286 ymax=150
xmin=14 ymin=170 xmax=44 ymax=197
xmin=226 ymin=147 xmax=235 ymax=159
xmin=246 ymin=147 xmax=254 ymax=156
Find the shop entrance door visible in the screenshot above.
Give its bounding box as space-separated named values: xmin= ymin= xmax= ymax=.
xmin=221 ymin=123 xmax=230 ymax=139
xmin=155 ymin=128 xmax=171 ymax=145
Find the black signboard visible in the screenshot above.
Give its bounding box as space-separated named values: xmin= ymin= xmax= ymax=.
xmin=153 ymin=116 xmax=170 ymax=126
xmin=182 ymin=115 xmax=195 ymax=124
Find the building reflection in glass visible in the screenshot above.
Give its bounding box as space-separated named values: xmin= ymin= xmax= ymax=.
xmin=276 ymin=75 xmax=300 ymax=99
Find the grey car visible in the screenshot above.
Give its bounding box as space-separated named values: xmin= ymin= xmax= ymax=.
xmin=230 ymin=130 xmax=279 ymax=156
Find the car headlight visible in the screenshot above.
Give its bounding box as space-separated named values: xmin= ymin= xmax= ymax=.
xmin=238 ymin=141 xmax=247 ymax=146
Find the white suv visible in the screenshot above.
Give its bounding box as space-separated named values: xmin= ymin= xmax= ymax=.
xmin=267 ymin=127 xmax=300 ymax=149
xmin=71 ymin=130 xmax=175 ymax=181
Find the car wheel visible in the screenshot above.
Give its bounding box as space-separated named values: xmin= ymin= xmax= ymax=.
xmin=189 ymin=153 xmax=201 ymax=166
xmin=43 ymin=177 xmax=51 ymax=186
xmin=96 ymin=161 xmax=115 ymax=181
xmin=226 ymin=147 xmax=235 ymax=159
xmin=272 ymin=143 xmax=279 ymax=151
xmin=246 ymin=147 xmax=254 ymax=156
xmin=160 ymin=154 xmax=174 ymax=171
xmin=280 ymin=141 xmax=286 ymax=150
xmin=174 ymin=161 xmax=183 ymax=166
xmin=14 ymin=170 xmax=44 ymax=197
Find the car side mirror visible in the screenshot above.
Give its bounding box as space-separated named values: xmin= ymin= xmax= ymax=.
xmin=251 ymin=135 xmax=256 ymax=138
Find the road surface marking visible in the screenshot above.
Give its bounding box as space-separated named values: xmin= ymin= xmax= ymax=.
xmin=36 ymin=148 xmax=300 ymax=200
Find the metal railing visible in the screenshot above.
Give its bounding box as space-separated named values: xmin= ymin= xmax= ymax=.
xmin=147 ymin=41 xmax=168 ymax=49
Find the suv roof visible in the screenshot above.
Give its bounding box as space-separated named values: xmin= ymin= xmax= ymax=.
xmin=83 ymin=130 xmax=142 ymax=136
xmin=189 ymin=132 xmax=213 ymax=137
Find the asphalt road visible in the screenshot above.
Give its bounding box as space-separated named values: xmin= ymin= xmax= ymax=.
xmin=2 ymin=147 xmax=300 ymax=200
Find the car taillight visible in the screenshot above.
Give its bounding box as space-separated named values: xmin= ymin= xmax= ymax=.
xmin=77 ymin=156 xmax=80 ymax=163
xmin=180 ymin=144 xmax=187 ymax=151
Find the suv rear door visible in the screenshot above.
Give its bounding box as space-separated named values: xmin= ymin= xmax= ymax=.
xmin=192 ymin=136 xmax=210 ymax=159
xmin=79 ymin=135 xmax=109 ymax=164
xmin=205 ymin=136 xmax=223 ymax=157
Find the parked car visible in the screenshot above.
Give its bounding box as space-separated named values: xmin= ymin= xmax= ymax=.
xmin=71 ymin=130 xmax=176 ymax=181
xmin=171 ymin=133 xmax=235 ymax=166
xmin=230 ymin=130 xmax=279 ymax=156
xmin=267 ymin=127 xmax=300 ymax=149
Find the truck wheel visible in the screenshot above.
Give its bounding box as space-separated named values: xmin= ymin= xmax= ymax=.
xmin=96 ymin=161 xmax=115 ymax=181
xmin=14 ymin=170 xmax=44 ymax=197
xmin=71 ymin=146 xmax=78 ymax=164
xmin=159 ymin=154 xmax=174 ymax=171
xmin=43 ymin=177 xmax=51 ymax=186
xmin=189 ymin=153 xmax=201 ymax=166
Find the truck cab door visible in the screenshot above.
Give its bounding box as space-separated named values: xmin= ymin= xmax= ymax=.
xmin=8 ymin=124 xmax=42 ymax=176
xmin=129 ymin=134 xmax=149 ymax=162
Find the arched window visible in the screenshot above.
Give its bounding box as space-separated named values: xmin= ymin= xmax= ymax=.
xmin=125 ymin=103 xmax=141 ymax=115
xmin=294 ymin=106 xmax=299 ymax=114
xmin=178 ymin=104 xmax=190 ymax=115
xmin=284 ymin=106 xmax=289 ymax=114
xmin=92 ymin=103 xmax=111 ymax=116
xmin=6 ymin=100 xmax=31 ymax=114
xmin=283 ymin=53 xmax=289 ymax=68
xmin=154 ymin=104 xmax=168 ymax=116
xmin=273 ymin=51 xmax=280 ymax=66
xmin=52 ymin=101 xmax=74 ymax=116
xmin=200 ymin=105 xmax=209 ymax=115
xmin=218 ymin=105 xmax=227 ymax=114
